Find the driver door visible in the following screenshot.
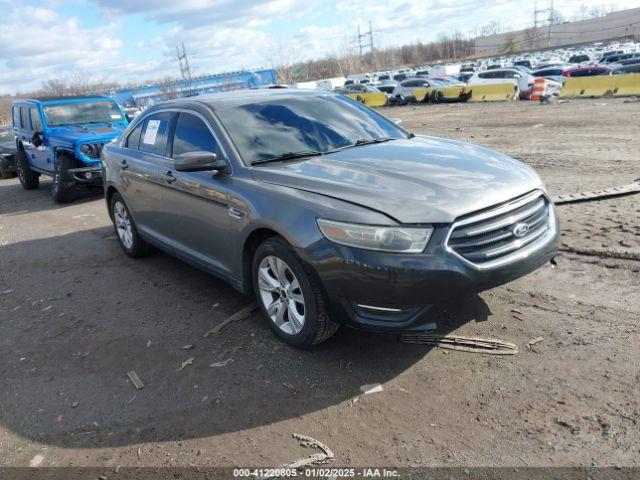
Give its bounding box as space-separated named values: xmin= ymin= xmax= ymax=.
xmin=28 ymin=107 xmax=49 ymax=171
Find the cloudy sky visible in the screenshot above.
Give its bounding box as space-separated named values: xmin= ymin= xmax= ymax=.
xmin=0 ymin=0 xmax=637 ymax=94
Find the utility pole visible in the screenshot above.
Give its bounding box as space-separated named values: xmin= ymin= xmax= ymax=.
xmin=368 ymin=21 xmax=375 ymax=68
xmin=533 ymin=2 xmax=540 ymax=28
xmin=176 ymin=42 xmax=193 ymax=96
xmin=357 ymin=25 xmax=363 ymax=58
xmin=547 ymin=0 xmax=554 ymax=47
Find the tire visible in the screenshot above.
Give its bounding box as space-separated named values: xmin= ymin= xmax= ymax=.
xmin=431 ymin=90 xmax=444 ymax=103
xmin=252 ymin=237 xmax=339 ymax=348
xmin=0 ymin=157 xmax=16 ymax=179
xmin=110 ymin=192 xmax=152 ymax=258
xmin=15 ymin=150 xmax=39 ymax=190
xmin=51 ymin=153 xmax=78 ymax=203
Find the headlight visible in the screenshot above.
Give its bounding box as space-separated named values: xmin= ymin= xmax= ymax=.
xmin=80 ymin=144 xmax=96 ymax=158
xmin=317 ymin=219 xmax=433 ymax=253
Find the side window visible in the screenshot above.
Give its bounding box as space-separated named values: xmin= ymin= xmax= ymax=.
xmin=139 ymin=112 xmax=172 ymax=156
xmin=172 ymin=113 xmax=218 ymax=157
xmin=478 ymin=72 xmax=489 ymax=79
xmin=12 ymin=107 xmax=19 ymax=127
xmin=20 ymin=107 xmax=30 ymax=130
xmin=126 ymin=122 xmax=144 ymax=150
xmin=30 ymin=108 xmax=42 ymax=132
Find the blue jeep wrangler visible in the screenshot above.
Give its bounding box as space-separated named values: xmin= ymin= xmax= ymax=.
xmin=11 ymin=96 xmax=129 ymax=202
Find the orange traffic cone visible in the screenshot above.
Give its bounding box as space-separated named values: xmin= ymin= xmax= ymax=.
xmin=530 ymin=77 xmax=547 ymax=101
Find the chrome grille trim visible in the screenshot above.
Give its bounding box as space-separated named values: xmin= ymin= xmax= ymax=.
xmin=445 ymin=190 xmax=556 ymax=270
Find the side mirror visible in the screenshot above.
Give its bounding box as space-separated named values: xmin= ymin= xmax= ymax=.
xmin=126 ymin=114 xmax=134 ymax=122
xmin=32 ymin=132 xmax=44 ymax=148
xmin=174 ymin=151 xmax=227 ymax=173
xmin=513 ymin=73 xmax=522 ymax=78
xmin=391 ymin=118 xmax=403 ymax=126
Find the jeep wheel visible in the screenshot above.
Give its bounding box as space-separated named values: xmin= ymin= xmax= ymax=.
xmin=15 ymin=150 xmax=39 ymax=189
xmin=51 ymin=153 xmax=78 ymax=203
xmin=110 ymin=192 xmax=152 ymax=258
xmin=0 ymin=156 xmax=16 ymax=179
xmin=252 ymin=237 xmax=339 ymax=348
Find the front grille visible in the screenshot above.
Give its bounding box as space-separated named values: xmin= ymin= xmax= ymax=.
xmin=446 ymin=190 xmax=552 ymax=268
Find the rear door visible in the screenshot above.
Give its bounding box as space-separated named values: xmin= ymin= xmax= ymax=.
xmin=118 ymin=111 xmax=174 ymax=237
xmin=159 ymin=111 xmax=232 ymax=276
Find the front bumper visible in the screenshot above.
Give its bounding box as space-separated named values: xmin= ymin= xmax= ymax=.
xmin=301 ymin=210 xmax=559 ymax=332
xmin=68 ymin=165 xmax=103 ymax=185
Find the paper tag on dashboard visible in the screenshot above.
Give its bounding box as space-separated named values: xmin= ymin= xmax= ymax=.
xmin=142 ymin=120 xmax=160 ymax=145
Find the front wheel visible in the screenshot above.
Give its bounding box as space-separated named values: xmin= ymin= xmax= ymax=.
xmin=252 ymin=237 xmax=339 ymax=348
xmin=51 ymin=153 xmax=78 ymax=203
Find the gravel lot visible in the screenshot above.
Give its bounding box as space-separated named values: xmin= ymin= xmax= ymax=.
xmin=1 ymin=99 xmax=638 ymax=470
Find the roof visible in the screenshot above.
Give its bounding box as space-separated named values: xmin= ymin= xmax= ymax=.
xmin=15 ymin=95 xmax=110 ymax=103
xmin=156 ymin=88 xmax=329 ymax=110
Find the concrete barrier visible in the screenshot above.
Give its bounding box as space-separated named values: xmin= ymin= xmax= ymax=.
xmin=559 ymin=76 xmax=617 ymax=98
xmin=345 ymin=92 xmax=388 ymax=107
xmin=612 ymin=73 xmax=640 ymax=97
xmin=412 ymin=87 xmax=433 ymax=102
xmin=467 ymin=83 xmax=518 ymax=102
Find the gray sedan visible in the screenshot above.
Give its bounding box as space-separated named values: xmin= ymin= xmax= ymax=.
xmin=102 ymin=90 xmax=559 ymax=347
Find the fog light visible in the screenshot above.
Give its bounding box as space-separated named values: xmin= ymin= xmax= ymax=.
xmin=84 ymin=172 xmax=93 ymax=179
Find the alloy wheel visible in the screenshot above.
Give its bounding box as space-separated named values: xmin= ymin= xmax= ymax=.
xmin=257 ymin=255 xmax=306 ymax=335
xmin=113 ymin=200 xmax=133 ymax=250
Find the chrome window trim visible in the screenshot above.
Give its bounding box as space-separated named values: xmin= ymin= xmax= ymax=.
xmin=444 ymin=190 xmax=557 ymax=271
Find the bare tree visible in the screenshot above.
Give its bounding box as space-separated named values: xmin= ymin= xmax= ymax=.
xmin=41 ymin=79 xmax=68 ymax=96
xmin=474 ymin=21 xmax=504 ymax=38
xmin=158 ymin=77 xmax=179 ymax=100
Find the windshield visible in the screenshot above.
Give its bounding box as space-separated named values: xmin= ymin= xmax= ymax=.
xmin=42 ymin=100 xmax=124 ymax=127
xmin=216 ymin=94 xmax=408 ymax=165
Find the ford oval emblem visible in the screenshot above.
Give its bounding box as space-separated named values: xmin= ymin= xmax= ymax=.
xmin=513 ymin=222 xmax=530 ymax=238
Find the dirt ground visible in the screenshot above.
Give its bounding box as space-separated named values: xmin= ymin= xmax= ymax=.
xmin=0 ymin=99 xmax=638 ymax=471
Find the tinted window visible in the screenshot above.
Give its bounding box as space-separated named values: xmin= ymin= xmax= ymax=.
xmin=126 ymin=122 xmax=144 ymax=149
xmin=12 ymin=107 xmax=19 ymax=127
xmin=30 ymin=108 xmax=42 ymax=132
xmin=20 ymin=107 xmax=29 ymax=130
xmin=215 ymin=95 xmax=407 ymax=165
xmin=172 ymin=113 xmax=218 ymax=157
xmin=139 ymin=112 xmax=172 ymax=156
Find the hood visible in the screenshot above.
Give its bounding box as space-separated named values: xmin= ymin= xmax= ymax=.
xmin=250 ymin=136 xmax=543 ymax=224
xmin=48 ymin=123 xmax=126 ymax=144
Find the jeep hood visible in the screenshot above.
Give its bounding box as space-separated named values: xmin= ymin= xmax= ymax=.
xmin=250 ymin=136 xmax=543 ymax=224
xmin=48 ymin=124 xmax=126 ymax=144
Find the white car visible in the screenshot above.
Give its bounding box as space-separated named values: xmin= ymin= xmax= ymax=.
xmin=392 ymin=78 xmax=434 ymax=101
xmin=467 ymin=68 xmax=535 ymax=99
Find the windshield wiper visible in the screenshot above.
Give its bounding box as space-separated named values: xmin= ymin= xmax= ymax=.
xmin=354 ymin=137 xmax=393 ymax=146
xmin=251 ymin=150 xmax=323 ymax=166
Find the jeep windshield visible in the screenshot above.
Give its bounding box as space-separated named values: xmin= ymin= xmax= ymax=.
xmin=215 ymin=94 xmax=408 ymax=165
xmin=42 ymin=100 xmax=124 ymax=127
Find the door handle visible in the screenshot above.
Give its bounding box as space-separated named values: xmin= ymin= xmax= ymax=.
xmin=161 ymin=171 xmax=176 ymax=184
xmin=119 ymin=159 xmax=129 ymax=170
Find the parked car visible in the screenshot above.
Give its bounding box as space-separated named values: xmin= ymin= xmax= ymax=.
xmin=103 ymin=90 xmax=559 ymax=348
xmin=563 ymin=66 xmax=612 ymax=77
xmin=513 ymin=59 xmax=534 ymax=69
xmin=467 ymin=68 xmax=535 ymax=98
xmin=0 ymin=126 xmax=17 ymax=179
xmin=392 ymin=78 xmax=433 ymax=101
xmin=336 ymin=84 xmax=381 ymax=94
xmin=375 ymin=81 xmax=398 ymax=95
xmin=613 ymin=63 xmax=640 ymax=74
xmin=11 ymin=96 xmax=129 ymax=202
xmin=532 ymin=66 xmax=569 ymax=84
xmin=568 ymin=54 xmax=591 ymax=64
